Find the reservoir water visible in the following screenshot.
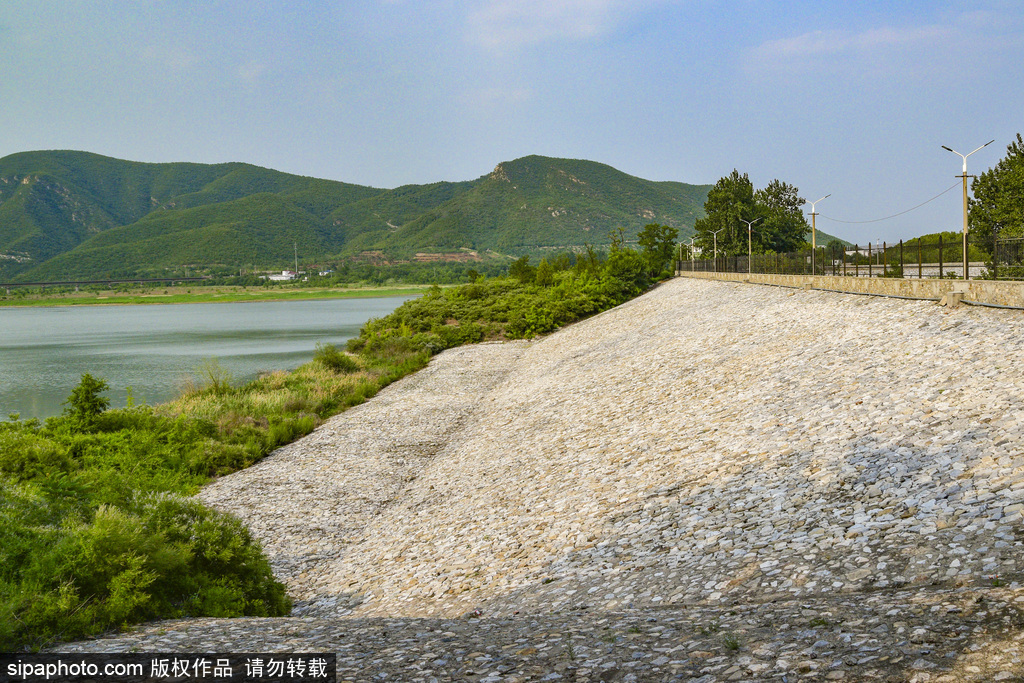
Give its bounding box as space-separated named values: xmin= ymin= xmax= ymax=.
xmin=0 ymin=296 xmax=414 ymax=420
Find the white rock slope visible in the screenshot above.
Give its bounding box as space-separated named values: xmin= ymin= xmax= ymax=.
xmin=59 ymin=277 xmax=1024 ymax=681
xmin=204 ymin=277 xmax=1024 ymax=619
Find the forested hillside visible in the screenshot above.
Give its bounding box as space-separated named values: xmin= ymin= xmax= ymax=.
xmin=0 ymin=151 xmax=711 ymax=281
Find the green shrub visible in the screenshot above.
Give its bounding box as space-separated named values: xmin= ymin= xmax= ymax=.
xmin=0 ymin=486 xmax=291 ymax=651
xmin=0 ymin=430 xmax=72 ymax=482
xmin=196 ymin=359 xmax=234 ymax=395
xmin=314 ymin=342 xmax=358 ymax=373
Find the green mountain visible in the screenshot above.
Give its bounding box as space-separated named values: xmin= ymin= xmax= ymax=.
xmin=0 ymin=151 xmax=712 ymax=281
xmin=382 ymin=156 xmax=709 ymax=254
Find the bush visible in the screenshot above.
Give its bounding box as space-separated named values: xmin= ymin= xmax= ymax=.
xmin=0 ymin=490 xmax=290 ymax=650
xmin=353 ymin=249 xmax=654 ymax=344
xmin=0 ymin=430 xmax=72 ymax=482
xmin=314 ymin=342 xmax=358 ymax=373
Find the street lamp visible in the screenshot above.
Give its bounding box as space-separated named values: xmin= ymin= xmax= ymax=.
xmin=712 ymin=228 xmax=725 ymax=272
xmin=942 ymin=140 xmax=994 ymax=280
xmin=806 ymin=194 xmax=830 ymax=275
xmin=740 ymin=217 xmax=761 ymax=274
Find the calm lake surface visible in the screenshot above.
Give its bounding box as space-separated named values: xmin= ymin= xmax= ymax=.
xmin=0 ymin=296 xmax=414 ymax=420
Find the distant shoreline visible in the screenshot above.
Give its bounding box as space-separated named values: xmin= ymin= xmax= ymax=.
xmin=0 ymin=285 xmax=430 ymax=308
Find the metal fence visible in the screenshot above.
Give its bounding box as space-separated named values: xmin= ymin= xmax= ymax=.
xmin=993 ymin=238 xmax=1024 ymax=279
xmin=677 ymin=235 xmax=995 ymax=280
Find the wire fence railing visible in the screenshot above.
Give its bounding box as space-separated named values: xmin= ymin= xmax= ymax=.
xmin=676 ymin=235 xmax=1019 ymax=280
xmin=994 ymin=238 xmax=1024 ymax=280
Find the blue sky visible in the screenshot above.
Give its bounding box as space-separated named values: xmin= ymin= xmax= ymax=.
xmin=1 ymin=1 xmax=1021 ymax=244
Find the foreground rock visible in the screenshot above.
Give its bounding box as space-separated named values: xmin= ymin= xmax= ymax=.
xmin=56 ymin=278 xmax=1024 ymax=681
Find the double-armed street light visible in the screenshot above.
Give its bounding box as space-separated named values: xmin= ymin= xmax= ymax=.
xmin=806 ymin=194 xmax=830 ymax=275
xmin=942 ymin=140 xmax=994 ymax=280
xmin=740 ymin=217 xmax=761 ymax=274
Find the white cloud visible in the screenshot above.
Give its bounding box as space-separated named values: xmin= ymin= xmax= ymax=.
xmin=746 ymin=11 xmax=1024 ymax=80
xmin=753 ymin=23 xmax=950 ymax=65
xmin=465 ymin=0 xmax=657 ymax=51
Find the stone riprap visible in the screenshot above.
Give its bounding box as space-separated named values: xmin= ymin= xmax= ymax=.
xmin=54 ymin=278 xmax=1024 ymax=682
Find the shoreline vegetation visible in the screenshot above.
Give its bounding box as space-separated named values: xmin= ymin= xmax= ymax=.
xmin=0 ymin=284 xmax=435 ymax=308
xmin=0 ymin=241 xmax=669 ymax=651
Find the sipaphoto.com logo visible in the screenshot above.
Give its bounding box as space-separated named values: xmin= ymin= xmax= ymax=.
xmin=0 ymin=653 xmax=336 ymax=683
xmin=5 ymin=657 xmax=141 ymax=680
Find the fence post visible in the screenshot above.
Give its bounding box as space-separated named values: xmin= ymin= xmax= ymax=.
xmin=939 ymin=234 xmax=944 ymax=278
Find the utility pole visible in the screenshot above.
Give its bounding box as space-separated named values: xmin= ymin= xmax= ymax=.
xmin=294 ymin=241 xmax=298 ymax=277
xmin=740 ymin=217 xmax=761 ymax=274
xmin=712 ymin=227 xmax=725 ymax=273
xmin=806 ymin=195 xmax=830 ymax=275
xmin=942 ymin=140 xmax=994 ymax=280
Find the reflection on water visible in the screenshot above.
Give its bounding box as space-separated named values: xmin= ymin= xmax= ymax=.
xmin=0 ymin=296 xmax=413 ymax=420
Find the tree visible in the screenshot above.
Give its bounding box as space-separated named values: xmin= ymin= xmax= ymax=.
xmin=63 ymin=373 xmax=110 ymax=429
xmin=694 ymin=171 xmax=811 ymax=257
xmin=604 ymin=246 xmax=650 ymax=294
xmin=637 ymin=223 xmax=679 ymax=275
xmin=754 ymin=179 xmax=809 ymax=253
xmin=693 ymin=170 xmax=756 ymax=256
xmin=508 ymin=255 xmax=536 ymax=284
xmin=535 ymin=258 xmax=554 ymax=286
xmin=826 ymin=238 xmax=846 ymax=257
xmin=971 ymin=133 xmax=1024 ymax=255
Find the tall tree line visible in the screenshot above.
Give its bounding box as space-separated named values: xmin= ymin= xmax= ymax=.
xmin=692 ymin=170 xmax=810 ymax=256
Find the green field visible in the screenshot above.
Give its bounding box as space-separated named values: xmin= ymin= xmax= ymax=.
xmin=0 ymin=285 xmax=432 ymax=308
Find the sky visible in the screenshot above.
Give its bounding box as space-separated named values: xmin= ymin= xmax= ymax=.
xmin=1 ymin=0 xmax=1022 ymax=245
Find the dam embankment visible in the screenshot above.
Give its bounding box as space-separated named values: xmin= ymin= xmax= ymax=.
xmin=679 ymin=270 xmax=1024 ymax=307
xmin=55 ymin=277 xmax=1024 ymax=681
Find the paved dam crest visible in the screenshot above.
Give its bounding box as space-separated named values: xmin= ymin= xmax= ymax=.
xmin=56 ymin=278 xmax=1024 ymax=682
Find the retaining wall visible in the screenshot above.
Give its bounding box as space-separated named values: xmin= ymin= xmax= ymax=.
xmin=678 ymin=271 xmax=1024 ymax=308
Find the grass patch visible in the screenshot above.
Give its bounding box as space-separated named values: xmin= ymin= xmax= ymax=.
xmin=0 ymin=286 xmax=430 ymax=308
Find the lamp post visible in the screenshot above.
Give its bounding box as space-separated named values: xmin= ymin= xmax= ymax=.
xmin=942 ymin=140 xmax=994 ymax=280
xmin=740 ymin=217 xmax=761 ymax=274
xmin=688 ymin=237 xmax=696 ymax=270
xmin=712 ymin=228 xmax=725 ymax=272
xmin=806 ymin=194 xmax=830 ymax=275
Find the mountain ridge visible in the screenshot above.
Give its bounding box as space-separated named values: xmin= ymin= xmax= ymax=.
xmin=0 ymin=150 xmax=712 ymax=281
